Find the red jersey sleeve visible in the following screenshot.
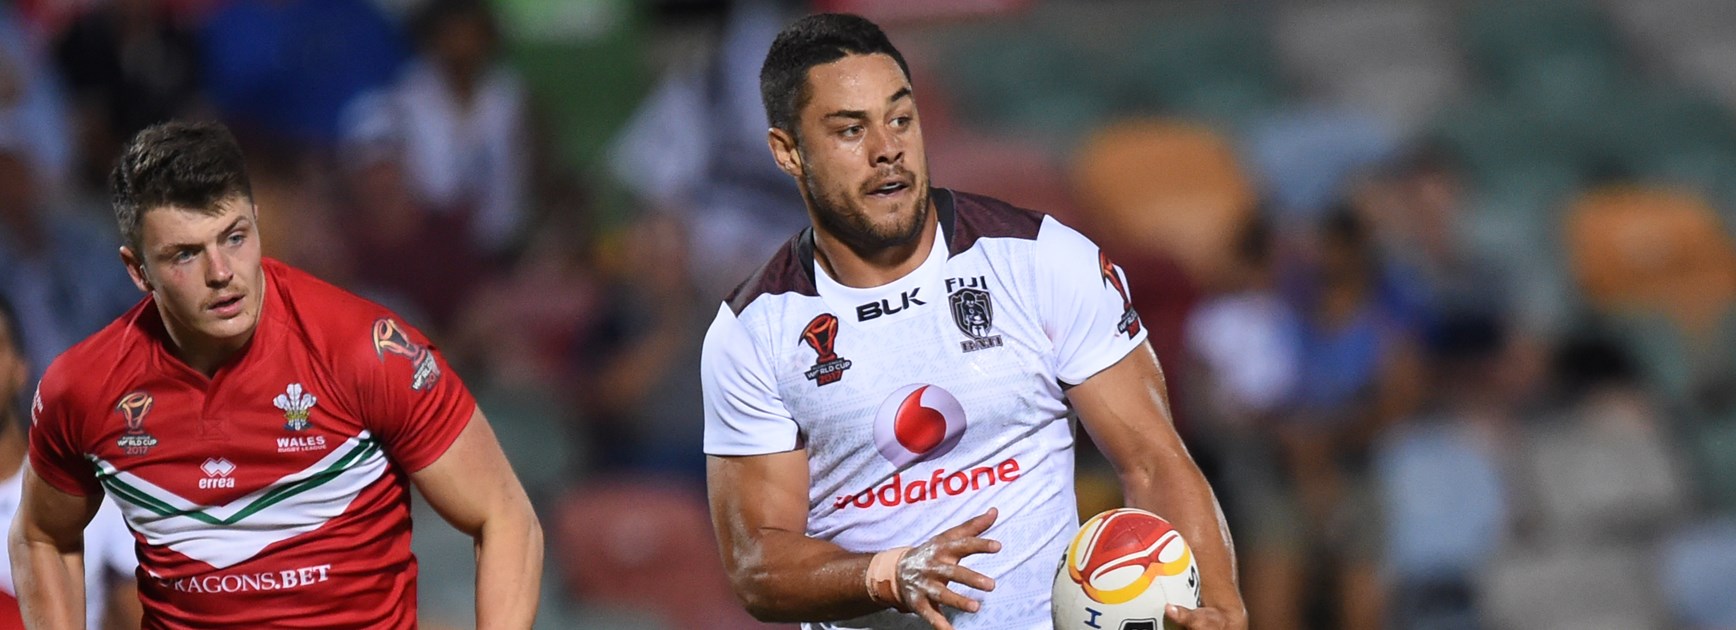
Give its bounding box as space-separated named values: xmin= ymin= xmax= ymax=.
xmin=352 ymin=316 xmax=477 ymax=473
xmin=26 ymin=367 xmax=101 ymax=496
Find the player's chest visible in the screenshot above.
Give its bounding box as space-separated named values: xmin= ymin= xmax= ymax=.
xmin=774 ymin=272 xmax=1059 ymax=434
xmin=90 ymin=367 xmax=364 ymax=504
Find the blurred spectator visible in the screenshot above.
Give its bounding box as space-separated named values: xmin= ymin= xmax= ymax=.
xmin=1360 ymin=146 xmax=1499 ymax=326
xmin=365 ymin=0 xmax=530 ymax=255
xmin=0 ymin=129 xmax=135 ymax=381
xmin=1181 ymin=216 xmax=1303 ymax=630
xmin=1374 ymin=312 xmax=1516 ymax=630
xmin=335 ymin=94 xmax=486 ymax=330
xmin=201 ymin=0 xmax=406 ymax=143
xmin=0 ymin=3 xmax=73 ymax=195
xmin=572 ymin=213 xmax=708 ymax=482
xmin=607 ymin=0 xmax=807 ymax=293
xmin=1281 ymin=207 xmax=1424 ymax=630
xmin=447 ymin=211 xmax=602 ymax=394
xmin=241 ymin=139 xmax=354 ymax=288
xmin=53 ymin=0 xmax=204 ymax=194
xmin=1480 ymin=335 xmax=1681 ymax=629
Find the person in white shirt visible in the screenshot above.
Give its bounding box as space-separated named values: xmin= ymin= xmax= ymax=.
xmin=701 ymin=13 xmax=1245 ymax=630
xmin=0 ymin=292 xmax=140 ymax=629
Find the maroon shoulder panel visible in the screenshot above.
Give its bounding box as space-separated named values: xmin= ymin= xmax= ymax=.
xmin=726 ymin=228 xmax=820 ymax=315
xmin=939 ymin=188 xmax=1045 ymax=257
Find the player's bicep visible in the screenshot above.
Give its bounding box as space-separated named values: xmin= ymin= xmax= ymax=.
xmin=12 ymin=465 xmax=103 ymax=550
xmin=1066 ymin=342 xmax=1185 ymax=474
xmin=408 ymin=408 xmax=529 ymax=536
xmin=706 ymin=450 xmax=810 ymax=570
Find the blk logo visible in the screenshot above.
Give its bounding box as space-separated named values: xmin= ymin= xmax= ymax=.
xmin=857 ymin=287 xmax=927 ymax=321
xmin=872 ymin=384 xmax=966 ymax=467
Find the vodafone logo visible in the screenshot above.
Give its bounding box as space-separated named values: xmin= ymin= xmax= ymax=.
xmin=873 ymin=384 xmax=966 ymax=467
xmin=837 ymin=384 xmax=1020 ymax=511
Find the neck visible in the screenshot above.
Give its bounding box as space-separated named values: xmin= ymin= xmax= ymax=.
xmin=811 ymin=200 xmax=938 ymax=289
xmin=166 ymin=326 xmax=254 ymax=377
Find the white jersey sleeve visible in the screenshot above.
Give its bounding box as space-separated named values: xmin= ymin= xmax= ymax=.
xmin=702 ymin=302 xmax=801 ymax=456
xmin=1035 ymin=216 xmax=1150 ymax=385
xmin=84 ymin=498 xmax=138 ymax=629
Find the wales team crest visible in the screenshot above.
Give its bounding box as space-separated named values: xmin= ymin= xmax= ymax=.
xmin=274 ymin=383 xmax=317 ymax=431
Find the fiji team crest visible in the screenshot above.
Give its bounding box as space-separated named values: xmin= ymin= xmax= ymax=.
xmin=114 ymin=390 xmax=159 ymax=455
xmin=946 ymin=275 xmax=1004 ymax=353
xmin=373 ymin=318 xmax=441 ymax=391
xmin=274 ymin=383 xmax=317 ymax=431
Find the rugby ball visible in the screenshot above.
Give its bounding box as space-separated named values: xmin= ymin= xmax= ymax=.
xmin=1053 ymin=508 xmax=1201 ymax=630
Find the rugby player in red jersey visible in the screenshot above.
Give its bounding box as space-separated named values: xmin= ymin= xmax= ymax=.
xmin=9 ymin=121 xmax=541 ymax=629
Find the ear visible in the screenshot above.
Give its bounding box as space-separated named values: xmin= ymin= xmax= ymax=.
xmin=119 ymin=246 xmax=151 ymax=293
xmin=768 ymin=127 xmax=803 ymax=180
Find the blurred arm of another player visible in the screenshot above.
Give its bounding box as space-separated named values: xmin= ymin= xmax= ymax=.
xmin=1068 ymin=343 xmax=1248 ymax=630
xmin=9 ymin=465 xmax=102 ymax=630
xmin=409 ymin=408 xmax=543 ymax=630
xmin=708 ymin=451 xmax=1001 ymax=630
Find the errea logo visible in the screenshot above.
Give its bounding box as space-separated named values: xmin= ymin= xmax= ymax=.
xmin=200 ymin=458 xmax=236 ymax=489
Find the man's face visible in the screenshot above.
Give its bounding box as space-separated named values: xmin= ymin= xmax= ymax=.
xmin=121 ymin=196 xmax=265 ymax=351
xmin=776 ymin=53 xmax=930 ymax=253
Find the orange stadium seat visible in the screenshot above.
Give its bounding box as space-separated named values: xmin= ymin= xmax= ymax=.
xmin=552 ymin=479 xmax=779 ymax=630
xmin=1069 ymin=119 xmax=1256 ymax=288
xmin=1565 ymin=185 xmax=1736 ymax=335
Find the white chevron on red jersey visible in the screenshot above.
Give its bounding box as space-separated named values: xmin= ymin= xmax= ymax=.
xmin=29 ymin=259 xmax=475 ymax=629
xmin=703 ymin=189 xmax=1147 ymax=630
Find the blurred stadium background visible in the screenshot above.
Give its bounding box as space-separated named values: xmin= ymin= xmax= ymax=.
xmin=3 ymin=0 xmax=1736 ymax=628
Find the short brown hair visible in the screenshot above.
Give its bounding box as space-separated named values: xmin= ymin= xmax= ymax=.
xmin=110 ymin=121 xmax=253 ymax=251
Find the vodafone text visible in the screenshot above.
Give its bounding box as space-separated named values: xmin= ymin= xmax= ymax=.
xmin=834 ymin=458 xmax=1022 ymax=509
xmin=162 ymin=564 xmax=332 ymax=594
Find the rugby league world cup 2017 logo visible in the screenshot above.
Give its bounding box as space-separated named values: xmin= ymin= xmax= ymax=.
xmin=372 ymin=318 xmax=441 ymax=391
xmin=115 ymin=391 xmax=160 ymax=455
xmin=800 ymin=314 xmax=852 ymax=386
xmin=1099 ymin=251 xmax=1143 ymax=339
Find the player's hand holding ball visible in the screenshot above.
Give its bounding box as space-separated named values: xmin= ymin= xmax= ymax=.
xmin=865 ymin=507 xmax=1002 ymax=630
xmin=1055 ymin=508 xmax=1236 ymax=630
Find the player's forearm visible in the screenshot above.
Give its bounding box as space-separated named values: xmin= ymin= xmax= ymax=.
xmin=473 ymin=504 xmax=543 ymax=630
xmin=726 ymin=528 xmax=884 ymax=623
xmin=1121 ymin=459 xmax=1246 ymax=618
xmin=8 ymin=532 xmax=86 ymax=630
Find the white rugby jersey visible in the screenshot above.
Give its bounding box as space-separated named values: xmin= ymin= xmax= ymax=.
xmin=0 ymin=468 xmax=137 ymax=629
xmin=703 ymin=189 xmax=1148 ymax=630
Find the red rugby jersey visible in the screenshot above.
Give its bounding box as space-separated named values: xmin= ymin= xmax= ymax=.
xmin=29 ymin=258 xmax=475 ymax=629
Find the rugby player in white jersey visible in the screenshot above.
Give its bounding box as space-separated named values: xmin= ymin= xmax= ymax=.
xmin=0 ymin=293 xmax=140 ymax=630
xmin=701 ymin=13 xmax=1245 ymax=630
